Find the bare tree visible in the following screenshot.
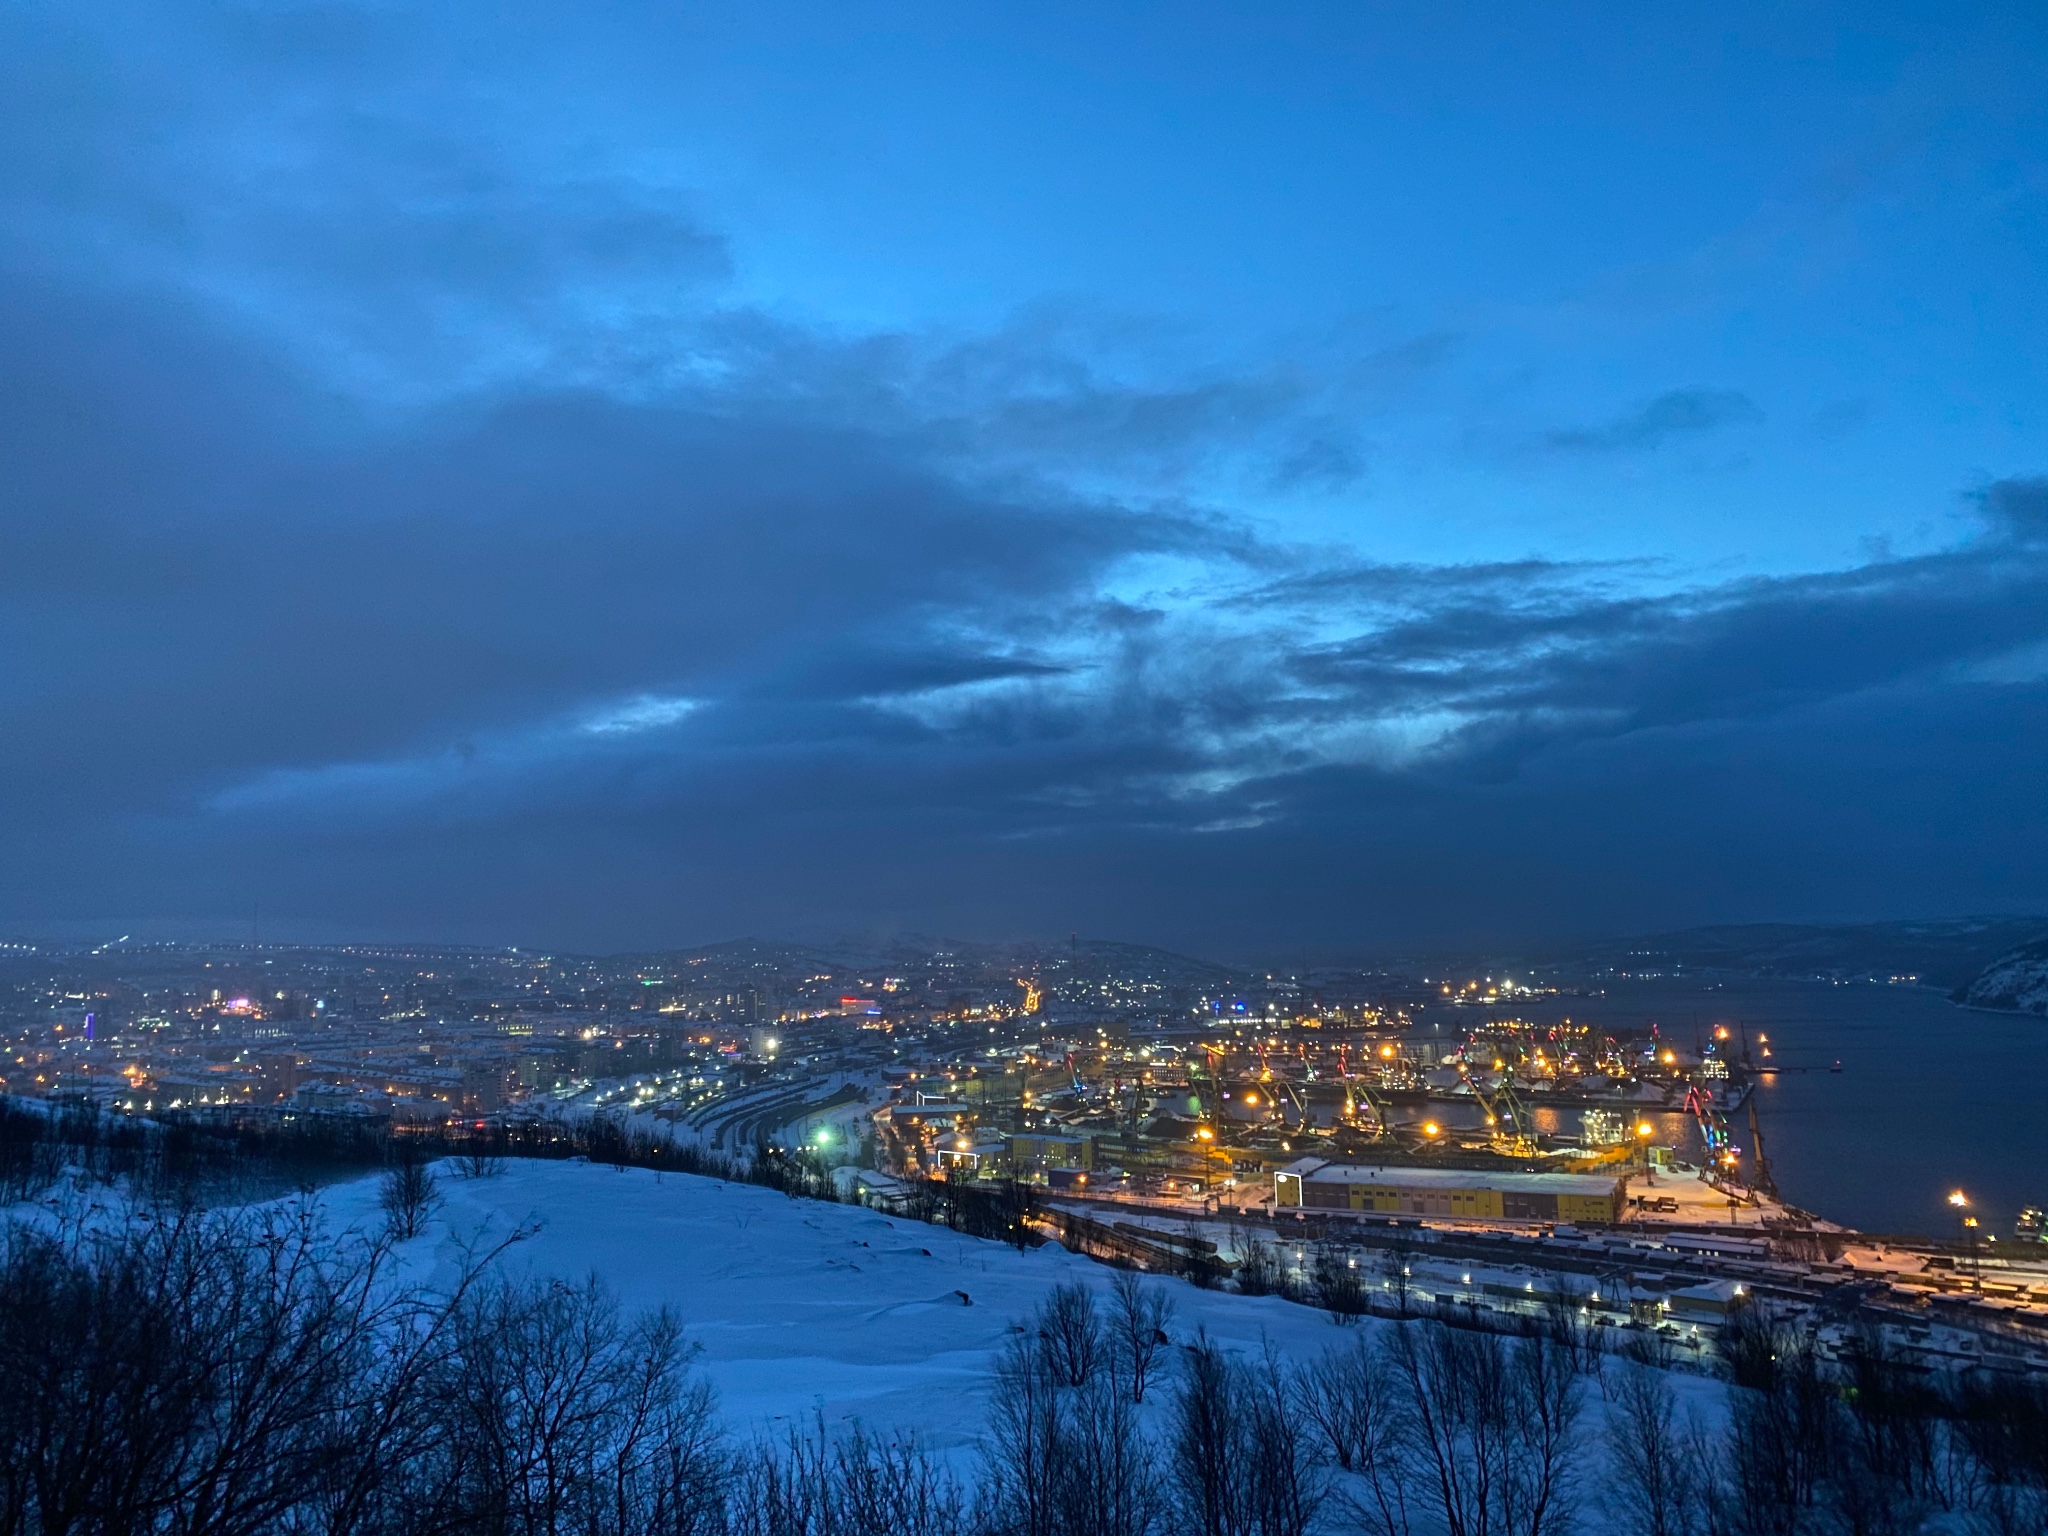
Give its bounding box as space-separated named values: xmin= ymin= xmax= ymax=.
xmin=1299 ymin=1334 xmax=1412 ymax=1536
xmin=731 ymin=1415 xmax=966 ymax=1536
xmin=1180 ymin=1221 xmax=1224 ymax=1288
xmin=1233 ymin=1236 xmax=1286 ymax=1298
xmin=1167 ymin=1332 xmax=1325 ymax=1536
xmin=1605 ymin=1361 xmax=1699 ymax=1536
xmin=1539 ymin=1272 xmax=1605 ymax=1377
xmin=980 ymin=1323 xmax=1158 ymax=1536
xmin=431 ymin=1273 xmax=728 ymax=1536
xmin=981 ymin=1332 xmax=1065 ymax=1536
xmin=1717 ymin=1312 xmax=1837 ymax=1536
xmin=457 ymin=1125 xmax=508 ymax=1181
xmin=1170 ymin=1331 xmax=1244 ymax=1536
xmin=1390 ymin=1319 xmax=1582 ymax=1536
xmin=1311 ymin=1243 xmax=1369 ymax=1324
xmin=1380 ymin=1236 xmax=1417 ymax=1318
xmin=1109 ymin=1268 xmax=1174 ymax=1403
xmin=1503 ymin=1329 xmax=1582 ymax=1536
xmin=380 ymin=1144 xmax=440 ymax=1240
xmin=1037 ymin=1281 xmax=1103 ymax=1389
xmin=1393 ymin=1321 xmax=1510 ymax=1536
xmin=0 ymin=1199 xmax=559 ymax=1536
xmin=1824 ymin=1325 xmax=1945 ymax=1534
xmin=1059 ymin=1369 xmax=1162 ymax=1536
xmin=1242 ymin=1341 xmax=1326 ymax=1536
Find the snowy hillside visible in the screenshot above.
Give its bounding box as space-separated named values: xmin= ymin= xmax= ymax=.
xmin=1961 ymin=938 xmax=2048 ymax=1016
xmin=319 ymin=1159 xmax=1368 ymax=1449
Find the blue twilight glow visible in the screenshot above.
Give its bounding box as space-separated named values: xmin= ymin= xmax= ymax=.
xmin=0 ymin=1 xmax=2043 ymax=950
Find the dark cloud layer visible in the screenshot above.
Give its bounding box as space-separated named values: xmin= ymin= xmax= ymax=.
xmin=0 ymin=5 xmax=2043 ymax=953
xmin=3 ymin=260 xmax=2042 ymax=952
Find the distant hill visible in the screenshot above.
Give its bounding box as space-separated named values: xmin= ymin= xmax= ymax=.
xmin=1960 ymin=939 xmax=2048 ymax=1017
xmin=1578 ymin=917 xmax=2048 ymax=992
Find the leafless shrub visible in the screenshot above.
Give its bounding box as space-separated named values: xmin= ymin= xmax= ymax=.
xmin=1311 ymin=1242 xmax=1369 ymax=1323
xmin=980 ymin=1329 xmax=1159 ymax=1536
xmin=1389 ymin=1319 xmax=1583 ymax=1536
xmin=380 ymin=1144 xmax=440 ymax=1239
xmin=1036 ymin=1281 xmax=1104 ymax=1389
xmin=1717 ymin=1317 xmax=1836 ymax=1536
xmin=981 ymin=1333 xmax=1064 ymax=1536
xmin=730 ymin=1415 xmax=966 ymax=1536
xmin=432 ymin=1274 xmax=726 ymax=1536
xmin=1166 ymin=1331 xmax=1324 ymax=1536
xmin=1109 ymin=1268 xmax=1174 ymax=1403
xmin=1299 ymin=1333 xmax=1412 ymax=1536
xmin=1233 ymin=1237 xmax=1287 ymax=1297
xmin=1605 ymin=1361 xmax=1703 ymax=1536
xmin=1170 ymin=1330 xmax=1243 ymax=1536
xmin=1621 ymin=1326 xmax=1678 ymax=1371
xmin=456 ymin=1127 xmax=508 ymax=1180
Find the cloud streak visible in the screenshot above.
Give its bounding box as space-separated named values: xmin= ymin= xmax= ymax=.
xmin=0 ymin=3 xmax=2042 ymax=949
xmin=1544 ymin=388 xmax=1764 ymax=452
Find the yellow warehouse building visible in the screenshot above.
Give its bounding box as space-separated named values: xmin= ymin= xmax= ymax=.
xmin=1274 ymin=1159 xmax=1624 ymax=1225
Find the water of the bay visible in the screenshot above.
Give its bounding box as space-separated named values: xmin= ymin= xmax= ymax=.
xmin=1411 ymin=978 xmax=2047 ymax=1240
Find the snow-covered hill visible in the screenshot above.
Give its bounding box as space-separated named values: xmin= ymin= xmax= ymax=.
xmin=319 ymin=1161 xmax=1353 ymax=1450
xmin=1961 ymin=938 xmax=2048 ymax=1017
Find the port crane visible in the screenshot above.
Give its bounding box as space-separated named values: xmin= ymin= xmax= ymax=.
xmin=1685 ymin=1079 xmax=1777 ymax=1203
xmin=1745 ymin=1095 xmax=1780 ymax=1201
xmin=1335 ymin=1043 xmax=1396 ymax=1138
xmin=1683 ymin=1081 xmax=1735 ymax=1164
xmin=1461 ymin=1063 xmax=1536 ymax=1156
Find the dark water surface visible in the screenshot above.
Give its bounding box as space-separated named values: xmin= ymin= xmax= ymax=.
xmin=1413 ymin=978 xmax=2047 ymax=1239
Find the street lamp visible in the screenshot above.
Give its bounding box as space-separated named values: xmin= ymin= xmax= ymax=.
xmin=1950 ymin=1190 xmax=1980 ymax=1289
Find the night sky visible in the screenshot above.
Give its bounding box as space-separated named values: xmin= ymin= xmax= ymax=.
xmin=2 ymin=4 xmax=2044 ymax=955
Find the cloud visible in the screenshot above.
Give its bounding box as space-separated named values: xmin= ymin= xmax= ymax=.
xmin=1544 ymin=387 xmax=1764 ymax=452
xmin=3 ymin=256 xmax=2039 ymax=946
xmin=0 ymin=4 xmax=2042 ymax=949
xmin=1977 ymin=476 xmax=2048 ymax=543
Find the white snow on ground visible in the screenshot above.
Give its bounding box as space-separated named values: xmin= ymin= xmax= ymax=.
xmin=316 ymin=1159 xmax=1342 ymax=1448
xmin=310 ymin=1158 xmax=1730 ymax=1458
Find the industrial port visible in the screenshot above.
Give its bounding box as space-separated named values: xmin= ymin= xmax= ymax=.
xmin=5 ymin=934 xmax=2046 ymax=1382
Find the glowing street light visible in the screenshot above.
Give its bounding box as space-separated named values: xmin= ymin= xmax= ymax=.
xmin=1952 ymin=1191 xmax=1981 ymax=1290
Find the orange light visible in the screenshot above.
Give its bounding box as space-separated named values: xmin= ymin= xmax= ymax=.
xmin=1422 ymin=1121 xmax=1441 ymax=1138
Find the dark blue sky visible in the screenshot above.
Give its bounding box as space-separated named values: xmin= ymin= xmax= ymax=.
xmin=1 ymin=2 xmax=2044 ymax=955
